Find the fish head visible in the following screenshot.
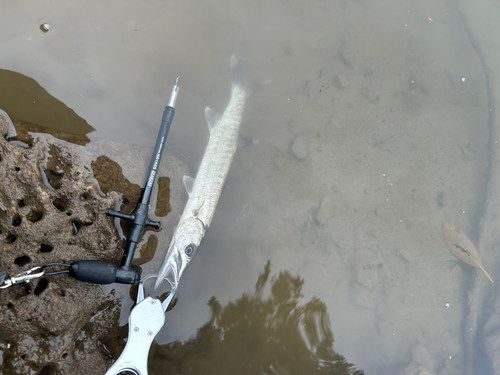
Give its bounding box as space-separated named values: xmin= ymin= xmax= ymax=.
xmin=154 ymin=216 xmax=205 ymax=290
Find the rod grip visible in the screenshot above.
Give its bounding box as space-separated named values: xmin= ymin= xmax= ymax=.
xmin=69 ymin=261 xmax=141 ymax=284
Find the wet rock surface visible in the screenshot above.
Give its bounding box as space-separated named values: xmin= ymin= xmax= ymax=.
xmin=0 ymin=110 xmax=125 ymax=374
xmin=0 ymin=109 xmax=188 ymax=374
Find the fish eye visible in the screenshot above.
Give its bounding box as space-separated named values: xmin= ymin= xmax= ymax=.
xmin=185 ymin=244 xmax=197 ymax=257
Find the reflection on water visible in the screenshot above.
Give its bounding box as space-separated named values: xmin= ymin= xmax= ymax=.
xmin=150 ymin=261 xmax=363 ymax=375
xmin=0 ymin=69 xmax=94 ymax=136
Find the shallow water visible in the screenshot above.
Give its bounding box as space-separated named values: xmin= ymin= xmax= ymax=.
xmin=1 ymin=0 xmax=500 ymax=374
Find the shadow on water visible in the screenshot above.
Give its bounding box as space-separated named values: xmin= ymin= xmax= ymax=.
xmin=0 ymin=69 xmax=94 ymax=136
xmin=149 ymin=261 xmax=364 ymax=375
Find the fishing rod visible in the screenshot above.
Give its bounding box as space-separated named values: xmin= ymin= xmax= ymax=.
xmin=72 ymin=77 xmax=180 ymax=284
xmin=0 ymin=78 xmax=180 ymax=287
xmin=103 ymin=77 xmax=180 ymax=280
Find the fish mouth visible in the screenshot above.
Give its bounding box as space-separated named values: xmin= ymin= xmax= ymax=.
xmin=154 ymin=216 xmax=205 ymax=294
xmin=154 ymin=241 xmax=179 ymax=290
xmin=154 ymin=265 xmax=176 ymax=292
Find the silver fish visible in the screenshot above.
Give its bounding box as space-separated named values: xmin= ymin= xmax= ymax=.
xmin=154 ymin=55 xmax=266 ymax=290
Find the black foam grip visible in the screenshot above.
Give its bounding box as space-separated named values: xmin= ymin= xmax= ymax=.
xmin=69 ymin=260 xmax=117 ymax=284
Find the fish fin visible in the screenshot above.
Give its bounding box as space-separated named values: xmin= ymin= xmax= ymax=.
xmin=183 ymin=175 xmax=195 ymax=196
xmin=230 ymin=55 xmax=269 ymax=99
xmin=193 ymin=198 xmax=205 ymax=216
xmin=205 ymin=107 xmax=221 ymax=133
xmin=238 ymin=134 xmax=259 ymax=148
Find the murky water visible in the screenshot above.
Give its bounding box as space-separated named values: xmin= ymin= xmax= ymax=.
xmin=2 ymin=0 xmax=500 ymax=374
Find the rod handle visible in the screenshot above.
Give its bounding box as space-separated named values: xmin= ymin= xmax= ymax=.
xmin=68 ymin=260 xmax=141 ymax=284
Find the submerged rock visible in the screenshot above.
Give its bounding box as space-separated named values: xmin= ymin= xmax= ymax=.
xmin=316 ymin=195 xmax=331 ymax=225
xmin=292 ymin=136 xmax=308 ymax=160
xmin=399 ymin=362 xmax=434 ymax=375
xmin=410 ymin=344 xmax=434 ymax=373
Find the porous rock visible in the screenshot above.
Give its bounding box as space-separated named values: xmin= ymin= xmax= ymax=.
xmin=0 ymin=110 xmax=125 ymax=374
xmin=352 ymin=249 xmax=383 ymax=288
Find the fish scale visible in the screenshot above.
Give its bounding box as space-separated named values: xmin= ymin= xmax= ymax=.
xmin=187 ymin=89 xmax=245 ymax=226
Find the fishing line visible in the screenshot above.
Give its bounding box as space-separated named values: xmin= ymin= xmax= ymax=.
xmin=41 ymin=263 xmax=70 ymax=276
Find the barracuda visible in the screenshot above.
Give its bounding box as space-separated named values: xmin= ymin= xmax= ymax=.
xmin=154 ymin=55 xmax=267 ymax=290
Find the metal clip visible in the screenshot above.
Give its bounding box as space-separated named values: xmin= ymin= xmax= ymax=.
xmin=105 ymin=274 xmax=175 ymax=375
xmin=0 ymin=267 xmax=45 ymax=289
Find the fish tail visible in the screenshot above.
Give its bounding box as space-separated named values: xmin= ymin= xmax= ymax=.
xmin=230 ymin=55 xmax=269 ymax=99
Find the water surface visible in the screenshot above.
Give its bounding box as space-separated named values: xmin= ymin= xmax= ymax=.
xmin=1 ymin=0 xmax=499 ymax=374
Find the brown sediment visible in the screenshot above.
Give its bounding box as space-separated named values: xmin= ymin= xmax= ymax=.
xmin=133 ymin=234 xmax=158 ymax=266
xmin=11 ymin=118 xmax=91 ymax=146
xmin=155 ymin=176 xmax=172 ymax=218
xmin=91 ymin=155 xmax=141 ymax=215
